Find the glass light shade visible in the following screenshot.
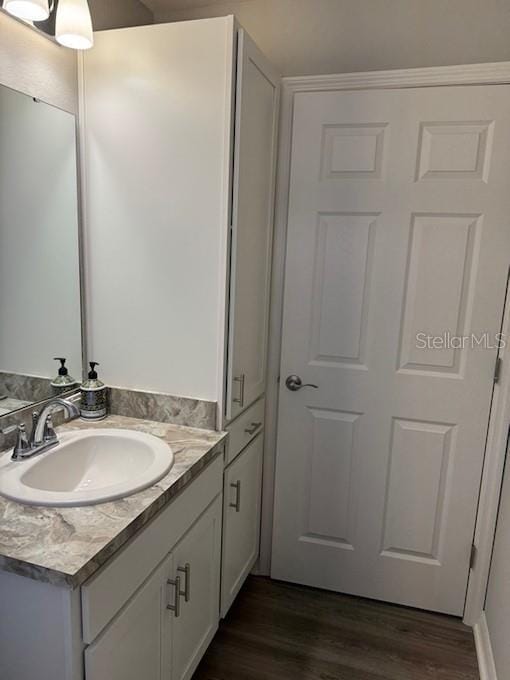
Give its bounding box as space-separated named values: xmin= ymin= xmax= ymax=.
xmin=55 ymin=0 xmax=93 ymax=50
xmin=3 ymin=0 xmax=50 ymax=21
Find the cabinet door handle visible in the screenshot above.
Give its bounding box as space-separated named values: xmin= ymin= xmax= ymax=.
xmin=177 ymin=563 xmax=191 ymax=602
xmin=244 ymin=421 xmax=262 ymax=435
xmin=233 ymin=374 xmax=245 ymax=407
xmin=229 ymin=480 xmax=241 ymax=512
xmin=166 ymin=575 xmax=181 ymax=617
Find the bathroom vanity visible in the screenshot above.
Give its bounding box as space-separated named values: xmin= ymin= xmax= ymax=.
xmin=0 ymin=414 xmax=263 ymax=680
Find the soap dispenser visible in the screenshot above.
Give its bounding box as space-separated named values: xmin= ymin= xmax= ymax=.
xmin=80 ymin=362 xmax=107 ymax=421
xmin=51 ymin=358 xmax=77 ymax=394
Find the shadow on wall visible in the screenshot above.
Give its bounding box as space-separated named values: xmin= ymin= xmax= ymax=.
xmin=89 ymin=0 xmax=154 ymax=30
xmin=152 ymin=0 xmax=510 ymax=76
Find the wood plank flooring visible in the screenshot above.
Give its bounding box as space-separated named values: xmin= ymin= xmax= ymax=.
xmin=193 ymin=577 xmax=479 ymax=680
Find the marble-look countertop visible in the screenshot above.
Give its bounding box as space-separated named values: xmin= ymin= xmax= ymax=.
xmin=0 ymin=397 xmax=32 ymax=416
xmin=0 ymin=415 xmax=226 ymax=588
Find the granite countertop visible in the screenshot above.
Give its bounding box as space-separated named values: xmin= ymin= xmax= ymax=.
xmin=0 ymin=415 xmax=226 ymax=588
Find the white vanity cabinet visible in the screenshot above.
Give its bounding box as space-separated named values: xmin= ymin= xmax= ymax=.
xmin=81 ymin=16 xmax=279 ymax=427
xmin=84 ymin=557 xmax=169 ymax=680
xmin=82 ymin=456 xmax=223 ymax=680
xmin=0 ymin=453 xmax=225 ymax=680
xmin=170 ymin=496 xmax=222 ymax=680
xmin=221 ymin=433 xmax=264 ymax=616
xmin=85 ymin=494 xmax=222 ymax=680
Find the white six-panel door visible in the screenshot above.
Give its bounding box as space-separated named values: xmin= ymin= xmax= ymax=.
xmin=271 ymin=85 xmax=510 ymax=615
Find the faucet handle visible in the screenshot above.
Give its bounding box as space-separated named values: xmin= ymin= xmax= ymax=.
xmin=2 ymin=423 xmax=32 ymax=460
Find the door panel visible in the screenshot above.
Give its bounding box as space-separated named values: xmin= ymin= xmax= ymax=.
xmin=85 ymin=558 xmax=167 ymax=680
xmin=271 ymin=85 xmax=510 ymax=615
xmin=226 ymin=30 xmax=279 ymax=420
xmin=171 ymin=496 xmax=222 ymax=680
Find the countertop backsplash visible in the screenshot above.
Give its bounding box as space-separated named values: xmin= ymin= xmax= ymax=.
xmin=0 ymin=385 xmax=218 ymax=454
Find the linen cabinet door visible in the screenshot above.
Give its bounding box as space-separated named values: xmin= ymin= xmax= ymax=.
xmin=170 ymin=495 xmax=222 ymax=680
xmin=226 ymin=29 xmax=280 ymax=421
xmin=221 ymin=433 xmax=264 ymax=616
xmin=85 ymin=557 xmax=170 ymax=680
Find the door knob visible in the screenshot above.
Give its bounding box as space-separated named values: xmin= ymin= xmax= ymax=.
xmin=285 ymin=375 xmax=319 ymax=392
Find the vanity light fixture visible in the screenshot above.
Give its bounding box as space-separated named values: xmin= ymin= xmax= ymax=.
xmin=2 ymin=0 xmax=50 ymax=21
xmin=55 ymin=0 xmax=93 ymax=50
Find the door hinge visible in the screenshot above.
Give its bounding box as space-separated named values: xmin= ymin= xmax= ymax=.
xmin=494 ymin=357 xmax=503 ymax=384
xmin=470 ymin=544 xmax=478 ymax=570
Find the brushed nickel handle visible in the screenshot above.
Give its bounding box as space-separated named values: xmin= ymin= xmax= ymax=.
xmin=177 ymin=563 xmax=191 ymax=602
xmin=229 ymin=480 xmax=241 ymax=512
xmin=233 ymin=374 xmax=245 ymax=406
xmin=167 ymin=575 xmax=181 ymax=617
xmin=285 ymin=375 xmax=318 ymax=392
xmin=244 ymin=421 xmax=262 ymax=435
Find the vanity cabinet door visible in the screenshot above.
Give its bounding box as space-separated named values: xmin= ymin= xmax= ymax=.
xmin=221 ymin=433 xmax=264 ymax=616
xmin=85 ymin=556 xmax=170 ymax=680
xmin=169 ymin=494 xmax=222 ymax=680
xmin=226 ymin=29 xmax=280 ymax=422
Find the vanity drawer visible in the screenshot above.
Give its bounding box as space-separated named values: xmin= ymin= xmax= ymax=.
xmin=81 ymin=453 xmax=223 ymax=644
xmin=225 ymin=398 xmax=264 ymax=465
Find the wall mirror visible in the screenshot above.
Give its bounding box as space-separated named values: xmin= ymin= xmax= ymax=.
xmin=0 ymin=83 xmax=83 ymax=418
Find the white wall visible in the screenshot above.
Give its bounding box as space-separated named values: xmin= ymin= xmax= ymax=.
xmin=485 ymin=457 xmax=510 ymax=677
xmin=81 ymin=18 xmax=233 ymax=400
xmin=0 ymin=0 xmax=153 ymax=384
xmin=0 ymin=10 xmax=77 ymax=112
xmin=154 ymin=0 xmax=510 ymax=76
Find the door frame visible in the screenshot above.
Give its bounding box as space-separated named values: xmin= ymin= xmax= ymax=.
xmin=260 ymin=61 xmax=510 ymax=627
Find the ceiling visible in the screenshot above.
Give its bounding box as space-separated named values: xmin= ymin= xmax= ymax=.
xmin=143 ymin=0 xmax=253 ymax=13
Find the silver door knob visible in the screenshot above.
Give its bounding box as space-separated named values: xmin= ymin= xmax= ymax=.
xmin=285 ymin=375 xmax=319 ymax=392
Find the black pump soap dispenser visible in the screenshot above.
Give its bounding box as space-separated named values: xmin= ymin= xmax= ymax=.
xmin=80 ymin=362 xmax=107 ymax=421
xmin=51 ymin=358 xmax=77 ymax=394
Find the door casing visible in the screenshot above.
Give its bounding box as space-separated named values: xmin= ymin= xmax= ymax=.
xmin=259 ymin=60 xmax=510 ymax=626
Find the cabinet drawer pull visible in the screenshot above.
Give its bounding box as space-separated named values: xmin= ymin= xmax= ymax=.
xmin=244 ymin=421 xmax=262 ymax=436
xmin=233 ymin=374 xmax=245 ymax=407
xmin=229 ymin=480 xmax=241 ymax=512
xmin=177 ymin=563 xmax=191 ymax=602
xmin=166 ymin=575 xmax=181 ymax=617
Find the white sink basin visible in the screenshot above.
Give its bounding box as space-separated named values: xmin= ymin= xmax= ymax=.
xmin=0 ymin=429 xmax=174 ymax=507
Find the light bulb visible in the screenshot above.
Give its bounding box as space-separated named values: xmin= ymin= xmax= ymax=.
xmin=3 ymin=0 xmax=50 ymax=21
xmin=55 ymin=0 xmax=93 ymax=50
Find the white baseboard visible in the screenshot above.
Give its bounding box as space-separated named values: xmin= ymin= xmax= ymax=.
xmin=473 ymin=613 xmax=498 ymax=680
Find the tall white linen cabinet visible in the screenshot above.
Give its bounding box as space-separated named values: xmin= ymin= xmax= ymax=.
xmin=80 ymin=17 xmax=279 ymax=631
xmin=80 ymin=17 xmax=280 ymax=430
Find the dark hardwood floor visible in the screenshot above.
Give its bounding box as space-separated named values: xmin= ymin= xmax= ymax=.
xmin=193 ymin=577 xmax=479 ymax=680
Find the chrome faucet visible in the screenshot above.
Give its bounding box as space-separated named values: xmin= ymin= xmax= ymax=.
xmin=1 ymin=397 xmax=80 ymax=461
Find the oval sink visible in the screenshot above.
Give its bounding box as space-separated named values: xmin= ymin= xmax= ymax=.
xmin=0 ymin=429 xmax=174 ymax=507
